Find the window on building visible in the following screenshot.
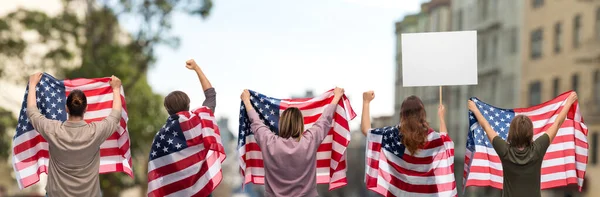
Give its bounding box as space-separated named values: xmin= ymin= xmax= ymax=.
xmin=491 ymin=80 xmax=497 ymax=103
xmin=479 ymin=0 xmax=488 ymax=20
xmin=554 ymin=22 xmax=562 ymax=54
xmin=491 ymin=34 xmax=498 ymax=62
xmin=595 ymin=70 xmax=600 ymax=104
xmin=532 ymin=0 xmax=544 ymax=8
xmin=529 ymin=81 xmax=542 ymax=106
xmin=572 ymin=73 xmax=579 ymax=93
xmin=509 ymin=28 xmax=518 ymax=54
xmin=553 ymin=77 xmax=560 ymax=97
xmin=574 ymin=14 xmax=582 ymax=49
xmin=481 ymin=38 xmax=487 ymax=64
xmin=596 ymin=8 xmax=600 ymax=40
xmin=530 ymin=28 xmax=543 ymax=59
xmin=431 ymin=11 xmax=440 ymax=32
xmin=593 ymin=132 xmax=598 ymax=165
xmin=456 ymin=9 xmax=463 ymax=31
xmin=454 ymin=88 xmax=461 ymax=109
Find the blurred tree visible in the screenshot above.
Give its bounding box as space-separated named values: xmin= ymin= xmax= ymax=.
xmin=0 ymin=0 xmax=213 ymax=196
xmin=0 ymin=107 xmax=17 ymax=160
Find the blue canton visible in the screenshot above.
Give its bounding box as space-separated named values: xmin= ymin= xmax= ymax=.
xmin=371 ymin=126 xmax=406 ymax=159
xmin=466 ymin=97 xmax=515 ymax=152
xmin=15 ymin=73 xmax=67 ymax=139
xmin=149 ymin=114 xmax=189 ymax=160
xmin=238 ymin=90 xmax=281 ymax=148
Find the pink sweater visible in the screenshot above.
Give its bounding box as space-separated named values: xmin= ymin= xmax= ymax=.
xmin=248 ymin=104 xmax=336 ymax=197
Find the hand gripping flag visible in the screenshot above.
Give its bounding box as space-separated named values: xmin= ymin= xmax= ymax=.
xmin=12 ymin=73 xmax=132 ymax=189
xmin=238 ymin=89 xmax=356 ymax=190
xmin=147 ymin=107 xmax=226 ymax=197
xmin=464 ymin=91 xmax=588 ymax=191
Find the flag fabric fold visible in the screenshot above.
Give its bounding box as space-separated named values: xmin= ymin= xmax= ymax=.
xmin=365 ymin=126 xmax=457 ymax=197
xmin=147 ymin=107 xmax=226 ymax=197
xmin=12 ymin=73 xmax=132 ymax=189
xmin=463 ymin=91 xmax=588 ymax=191
xmin=237 ymin=89 xmax=356 ymax=190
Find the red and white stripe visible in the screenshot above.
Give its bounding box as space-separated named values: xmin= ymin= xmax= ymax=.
xmin=12 ymin=77 xmax=132 ymax=189
xmin=463 ymin=91 xmax=588 ymax=190
xmin=365 ymin=130 xmax=456 ymax=197
xmin=147 ymin=107 xmax=226 ymax=197
xmin=239 ymin=90 xmax=356 ymax=190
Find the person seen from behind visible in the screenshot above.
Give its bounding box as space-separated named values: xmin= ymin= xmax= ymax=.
xmin=240 ymin=87 xmax=345 ymax=197
xmin=467 ymin=92 xmax=578 ymax=197
xmin=27 ymin=73 xmax=123 ymax=197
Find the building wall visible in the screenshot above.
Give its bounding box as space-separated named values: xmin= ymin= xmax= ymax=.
xmin=395 ymin=0 xmax=525 ymax=195
xmin=522 ymin=1 xmax=600 ymax=196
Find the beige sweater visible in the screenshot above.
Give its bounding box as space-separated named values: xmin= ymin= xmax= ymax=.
xmin=27 ymin=106 xmax=121 ymax=197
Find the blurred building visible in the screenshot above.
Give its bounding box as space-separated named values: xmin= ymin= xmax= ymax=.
xmin=371 ymin=115 xmax=395 ymax=129
xmin=396 ymin=0 xmax=526 ymax=195
xmin=522 ymin=0 xmax=600 ymax=196
xmin=292 ymin=90 xmax=315 ymax=99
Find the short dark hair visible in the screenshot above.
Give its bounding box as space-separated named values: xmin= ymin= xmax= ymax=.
xmin=66 ymin=90 xmax=87 ymax=117
xmin=164 ymin=91 xmax=190 ymax=115
xmin=508 ymin=115 xmax=534 ymax=148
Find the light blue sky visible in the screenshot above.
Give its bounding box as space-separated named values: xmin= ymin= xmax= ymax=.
xmin=145 ymin=0 xmax=424 ymax=135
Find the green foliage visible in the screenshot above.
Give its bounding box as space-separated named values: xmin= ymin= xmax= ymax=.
xmin=0 ymin=0 xmax=213 ymax=196
xmin=0 ymin=108 xmax=17 ymax=160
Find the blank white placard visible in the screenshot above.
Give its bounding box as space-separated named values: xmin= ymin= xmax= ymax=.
xmin=401 ymin=31 xmax=478 ymax=87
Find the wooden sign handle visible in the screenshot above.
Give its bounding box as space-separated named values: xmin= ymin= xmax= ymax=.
xmin=439 ymin=86 xmax=442 ymax=106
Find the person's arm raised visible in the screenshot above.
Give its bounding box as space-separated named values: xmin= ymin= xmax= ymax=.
xmin=545 ymin=92 xmax=578 ymax=142
xmin=360 ymin=91 xmax=375 ymax=136
xmin=25 ymin=73 xmax=56 ymax=139
xmin=241 ymin=89 xmax=274 ymax=145
xmin=95 ymin=76 xmax=123 ymax=141
xmin=468 ymin=100 xmax=498 ymax=142
xmin=305 ymin=87 xmax=344 ymax=143
xmin=186 ymin=59 xmax=216 ymax=111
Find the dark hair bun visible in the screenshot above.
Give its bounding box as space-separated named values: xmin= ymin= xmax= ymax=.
xmin=72 ymin=98 xmax=82 ymax=106
xmin=66 ymin=90 xmax=87 ymax=117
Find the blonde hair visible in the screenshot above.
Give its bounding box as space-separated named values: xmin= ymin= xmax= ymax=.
xmin=279 ymin=107 xmax=304 ymax=140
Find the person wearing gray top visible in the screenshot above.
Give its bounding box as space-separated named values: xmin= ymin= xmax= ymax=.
xmin=26 ymin=73 xmax=123 ymax=197
xmin=160 ymin=59 xmax=216 ymax=197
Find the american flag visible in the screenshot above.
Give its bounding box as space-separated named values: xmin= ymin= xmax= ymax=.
xmin=365 ymin=126 xmax=457 ymax=197
xmin=147 ymin=107 xmax=226 ymax=197
xmin=237 ymin=89 xmax=356 ymax=190
xmin=12 ymin=73 xmax=132 ymax=189
xmin=463 ymin=91 xmax=588 ymax=191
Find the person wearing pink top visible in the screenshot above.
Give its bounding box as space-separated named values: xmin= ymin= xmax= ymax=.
xmin=240 ymin=87 xmax=345 ymax=197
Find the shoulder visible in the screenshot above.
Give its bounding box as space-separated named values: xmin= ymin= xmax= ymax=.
xmin=191 ymin=106 xmax=214 ymax=116
xmin=533 ymin=133 xmax=551 ymax=148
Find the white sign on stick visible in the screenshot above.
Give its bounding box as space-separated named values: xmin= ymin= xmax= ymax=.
xmin=401 ymin=31 xmax=478 ymax=87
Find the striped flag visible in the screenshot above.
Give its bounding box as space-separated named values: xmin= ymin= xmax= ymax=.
xmin=365 ymin=126 xmax=457 ymax=196
xmin=12 ymin=73 xmax=132 ymax=189
xmin=237 ymin=89 xmax=356 ymax=190
xmin=463 ymin=91 xmax=588 ymax=190
xmin=147 ymin=107 xmax=226 ymax=197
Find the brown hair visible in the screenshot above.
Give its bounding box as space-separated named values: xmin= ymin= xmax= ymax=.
xmin=507 ymin=115 xmax=534 ymax=148
xmin=164 ymin=91 xmax=190 ymax=115
xmin=399 ymin=96 xmax=430 ymax=156
xmin=279 ymin=107 xmax=304 ymax=139
xmin=66 ymin=90 xmax=87 ymax=117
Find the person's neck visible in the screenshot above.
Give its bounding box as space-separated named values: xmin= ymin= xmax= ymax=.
xmin=67 ymin=116 xmax=84 ymax=122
